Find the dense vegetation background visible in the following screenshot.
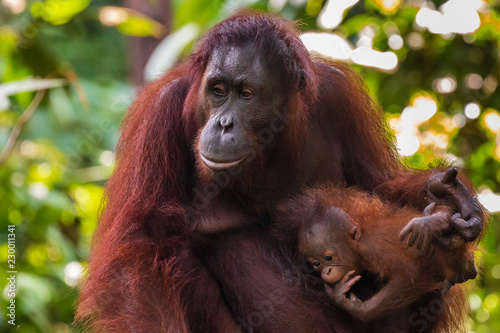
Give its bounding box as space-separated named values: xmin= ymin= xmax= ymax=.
xmin=0 ymin=0 xmax=499 ymax=332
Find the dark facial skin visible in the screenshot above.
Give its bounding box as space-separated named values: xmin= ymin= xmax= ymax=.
xmin=197 ymin=43 xmax=286 ymax=171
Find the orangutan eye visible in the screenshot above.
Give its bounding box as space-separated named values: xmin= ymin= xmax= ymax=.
xmin=241 ymin=89 xmax=252 ymax=100
xmin=324 ymin=255 xmax=333 ymax=262
xmin=311 ymin=260 xmax=321 ymax=268
xmin=213 ymin=84 xmax=226 ymax=96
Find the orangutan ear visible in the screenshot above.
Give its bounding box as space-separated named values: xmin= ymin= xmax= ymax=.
xmin=349 ymin=226 xmax=361 ymax=242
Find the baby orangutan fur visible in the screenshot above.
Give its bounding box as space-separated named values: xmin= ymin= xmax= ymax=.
xmin=277 ymin=186 xmax=478 ymax=322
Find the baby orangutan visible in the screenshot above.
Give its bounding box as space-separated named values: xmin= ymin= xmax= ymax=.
xmin=278 ymin=186 xmax=478 ymax=322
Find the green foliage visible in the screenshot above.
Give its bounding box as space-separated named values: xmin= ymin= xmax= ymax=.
xmin=31 ymin=0 xmax=92 ymax=25
xmin=0 ymin=0 xmax=499 ymax=332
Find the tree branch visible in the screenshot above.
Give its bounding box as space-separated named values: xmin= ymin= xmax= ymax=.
xmin=0 ymin=89 xmax=47 ymax=166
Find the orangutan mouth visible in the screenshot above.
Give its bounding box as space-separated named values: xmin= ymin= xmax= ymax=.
xmin=200 ymin=154 xmax=247 ymax=171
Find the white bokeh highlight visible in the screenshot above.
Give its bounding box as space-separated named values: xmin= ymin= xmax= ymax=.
xmin=415 ymin=0 xmax=484 ymax=35
xmin=318 ymin=0 xmax=360 ymax=30
xmin=64 ymin=261 xmax=84 ymax=287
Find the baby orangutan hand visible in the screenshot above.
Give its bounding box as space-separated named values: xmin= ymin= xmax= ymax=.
xmin=325 ymin=270 xmax=362 ymax=311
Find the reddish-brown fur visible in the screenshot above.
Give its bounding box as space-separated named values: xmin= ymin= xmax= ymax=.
xmin=276 ymin=186 xmax=477 ymax=325
xmin=76 ymin=11 xmax=485 ymax=333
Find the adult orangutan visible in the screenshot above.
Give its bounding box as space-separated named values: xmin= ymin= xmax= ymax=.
xmin=76 ymin=11 xmax=485 ymax=333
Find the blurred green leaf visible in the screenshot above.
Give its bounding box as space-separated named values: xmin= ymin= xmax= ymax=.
xmin=116 ymin=14 xmax=164 ymax=37
xmin=31 ymin=0 xmax=92 ymax=25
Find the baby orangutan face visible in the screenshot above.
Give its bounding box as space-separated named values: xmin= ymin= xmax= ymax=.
xmin=298 ymin=207 xmax=361 ymax=284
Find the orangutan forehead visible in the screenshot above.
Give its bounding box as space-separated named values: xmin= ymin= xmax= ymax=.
xmin=205 ymin=44 xmax=269 ymax=81
xmin=299 ymin=222 xmax=333 ymax=253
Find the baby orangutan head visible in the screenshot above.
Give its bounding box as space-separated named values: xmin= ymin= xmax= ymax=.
xmin=298 ymin=207 xmax=362 ymax=284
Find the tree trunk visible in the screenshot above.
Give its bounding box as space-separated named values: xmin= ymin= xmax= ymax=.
xmin=124 ymin=0 xmax=172 ymax=85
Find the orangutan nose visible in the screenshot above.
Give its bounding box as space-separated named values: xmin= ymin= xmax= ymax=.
xmin=219 ymin=115 xmax=234 ymax=132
